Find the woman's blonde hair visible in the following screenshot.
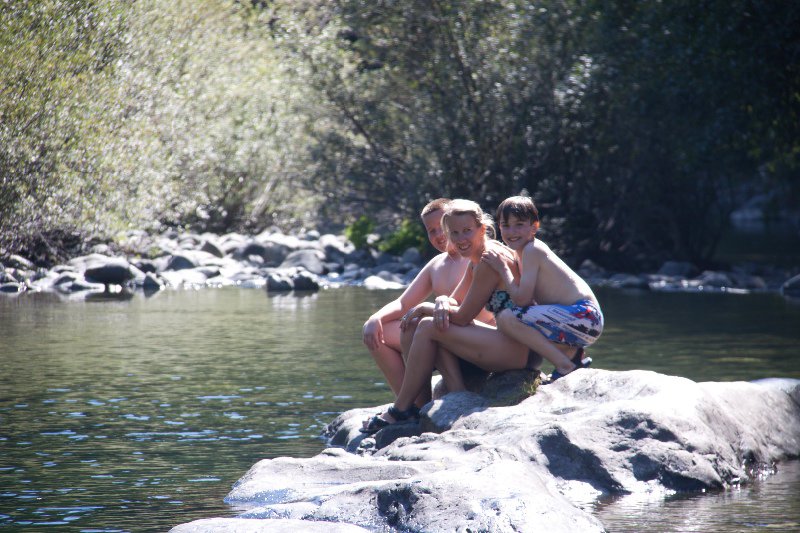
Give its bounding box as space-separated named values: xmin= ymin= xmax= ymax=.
xmin=441 ymin=199 xmax=496 ymax=240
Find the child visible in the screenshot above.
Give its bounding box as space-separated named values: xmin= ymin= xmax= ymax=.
xmin=481 ymin=195 xmax=603 ymax=381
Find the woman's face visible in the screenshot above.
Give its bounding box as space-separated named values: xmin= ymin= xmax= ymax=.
xmin=446 ymin=213 xmax=484 ymax=259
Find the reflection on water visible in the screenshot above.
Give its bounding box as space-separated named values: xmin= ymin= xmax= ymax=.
xmin=595 ymin=461 xmax=800 ymax=532
xmin=0 ymin=287 xmax=799 ymax=531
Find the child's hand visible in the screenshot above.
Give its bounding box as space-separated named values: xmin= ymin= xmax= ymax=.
xmin=480 ymin=248 xmax=507 ymax=272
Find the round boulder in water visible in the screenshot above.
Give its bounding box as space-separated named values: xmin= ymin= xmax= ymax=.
xmin=85 ymin=258 xmax=137 ymax=285
xmin=280 ymin=249 xmax=325 ymax=275
xmin=781 ymin=273 xmax=800 ymax=299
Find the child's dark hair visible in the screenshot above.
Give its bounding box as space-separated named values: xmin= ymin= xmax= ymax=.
xmin=496 ymin=195 xmax=539 ymax=225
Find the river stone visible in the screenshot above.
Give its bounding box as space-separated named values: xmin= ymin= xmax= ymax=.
xmin=200 ymin=239 xmax=225 ymax=258
xmin=84 ymin=258 xmax=138 ymax=285
xmin=401 ymin=247 xmax=423 ymax=266
xmin=170 ymin=517 xmax=370 ymax=532
xmin=142 ymin=272 xmax=165 ymax=292
xmin=218 ymin=448 xmax=603 ymax=533
xmin=363 ymin=275 xmax=404 ymax=290
xmin=6 ymin=254 xmax=34 ymax=270
xmin=781 ymin=273 xmax=800 ymax=299
xmin=266 ymin=272 xmax=294 ymax=292
xmin=132 ymin=258 xmax=158 ymax=274
xmin=235 ymin=241 xmax=290 ymax=265
xmin=606 ymin=272 xmax=648 ymax=289
xmin=657 ymin=261 xmax=698 ymax=278
xmin=319 ymin=233 xmax=355 ymax=263
xmin=53 ymin=272 xmax=82 ymax=287
xmin=729 ymin=271 xmax=767 ymax=290
xmin=279 ymin=249 xmax=326 ymax=275
xmin=0 ymin=282 xmax=24 ymax=293
xmin=258 ymin=232 xmax=323 ymax=257
xmin=68 ymin=253 xmax=116 ymax=272
xmin=291 ymin=270 xmax=320 ymax=291
xmin=57 ymin=278 xmax=106 ymax=293
xmin=160 ymin=269 xmax=209 ymax=287
xmin=578 ymin=259 xmax=607 ymax=278
xmin=693 ymin=270 xmax=733 ymax=288
xmin=173 ymin=371 xmax=800 ymax=532
xmin=164 ymin=254 xmax=197 ymax=271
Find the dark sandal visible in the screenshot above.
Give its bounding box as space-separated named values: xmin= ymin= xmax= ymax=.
xmin=548 ymin=348 xmax=592 ymax=383
xmin=360 ymin=404 xmax=420 ymax=435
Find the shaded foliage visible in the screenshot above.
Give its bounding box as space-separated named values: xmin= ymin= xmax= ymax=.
xmin=1 ymin=0 xmax=315 ymax=258
xmin=1 ymin=0 xmax=797 ymax=268
xmin=266 ymin=0 xmax=798 ymax=266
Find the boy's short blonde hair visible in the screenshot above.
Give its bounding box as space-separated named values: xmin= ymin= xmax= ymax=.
xmin=421 ymin=198 xmax=452 ymax=217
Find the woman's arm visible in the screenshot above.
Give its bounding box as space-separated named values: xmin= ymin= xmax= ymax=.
xmin=431 ymin=265 xmax=473 ymax=331
xmin=447 ymin=262 xmax=503 ymax=327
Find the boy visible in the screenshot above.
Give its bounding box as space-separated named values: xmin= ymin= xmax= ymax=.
xmin=362 ymin=199 xmax=494 ymax=395
xmin=482 ymin=195 xmax=603 ymax=381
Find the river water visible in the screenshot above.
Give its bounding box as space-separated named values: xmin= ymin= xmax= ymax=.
xmin=1 ymin=286 xmax=799 ymax=532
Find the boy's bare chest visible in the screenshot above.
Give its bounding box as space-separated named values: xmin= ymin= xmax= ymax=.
xmin=429 ymin=261 xmax=467 ymax=297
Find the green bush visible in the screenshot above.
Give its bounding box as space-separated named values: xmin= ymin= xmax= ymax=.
xmin=378 ymin=219 xmax=426 ymax=256
xmin=344 ymin=215 xmax=375 ymax=250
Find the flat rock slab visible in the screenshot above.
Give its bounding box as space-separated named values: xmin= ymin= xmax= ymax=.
xmin=171 ymin=517 xmax=370 ymax=532
xmin=171 ymin=370 xmax=800 ymax=532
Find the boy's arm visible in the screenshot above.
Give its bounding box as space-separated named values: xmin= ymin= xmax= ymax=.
xmin=362 ymin=259 xmax=435 ymax=350
xmin=490 ymin=243 xmax=538 ymax=306
xmin=448 ymin=262 xmax=499 ymax=326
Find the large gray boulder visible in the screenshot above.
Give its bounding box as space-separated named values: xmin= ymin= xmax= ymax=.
xmin=171 ymin=370 xmax=800 ymax=532
xmin=279 ymin=249 xmax=326 ymax=275
xmin=171 ymin=518 xmax=370 ymax=532
xmin=84 ymin=258 xmax=140 ymax=285
xmin=782 ymin=273 xmax=800 ymax=299
xmin=235 ymin=241 xmax=291 ymax=266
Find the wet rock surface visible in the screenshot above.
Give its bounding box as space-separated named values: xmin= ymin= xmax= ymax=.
xmin=171 ymin=371 xmax=800 ymax=532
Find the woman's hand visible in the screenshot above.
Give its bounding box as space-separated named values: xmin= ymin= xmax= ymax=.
xmin=362 ymin=316 xmax=383 ymax=351
xmin=433 ymin=297 xmax=450 ymax=331
xmin=400 ymin=305 xmax=427 ymax=332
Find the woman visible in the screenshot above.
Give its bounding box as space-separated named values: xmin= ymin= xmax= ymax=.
xmin=362 ymin=199 xmax=536 ymax=433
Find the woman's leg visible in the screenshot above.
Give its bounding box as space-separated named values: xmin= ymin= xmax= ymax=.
xmin=434 ymin=345 xmax=466 ymax=394
xmin=392 ymin=318 xmax=528 ymax=413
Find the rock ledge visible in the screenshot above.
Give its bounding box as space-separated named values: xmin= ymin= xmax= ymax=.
xmin=171 ymin=370 xmax=800 ymax=532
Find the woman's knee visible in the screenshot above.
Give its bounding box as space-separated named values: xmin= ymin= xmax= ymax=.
xmin=410 ymin=317 xmax=440 ymax=342
xmin=496 ymin=308 xmax=516 ymax=328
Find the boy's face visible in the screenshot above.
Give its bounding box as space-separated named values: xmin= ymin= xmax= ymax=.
xmin=498 ymin=214 xmax=537 ymax=251
xmin=421 ymin=209 xmax=448 ymax=253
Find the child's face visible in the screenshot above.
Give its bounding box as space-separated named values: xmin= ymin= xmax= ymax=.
xmin=498 ymin=214 xmax=537 ymax=251
xmin=421 ymin=209 xmax=448 ymax=253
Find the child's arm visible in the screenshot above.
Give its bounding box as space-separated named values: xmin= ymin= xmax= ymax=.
xmin=481 ymin=242 xmax=538 ymax=305
xmin=363 ymin=260 xmax=434 ymax=348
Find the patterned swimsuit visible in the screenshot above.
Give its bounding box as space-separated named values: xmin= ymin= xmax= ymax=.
xmin=512 ymin=299 xmax=604 ymax=347
xmin=485 ymin=289 xmax=514 ymax=315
